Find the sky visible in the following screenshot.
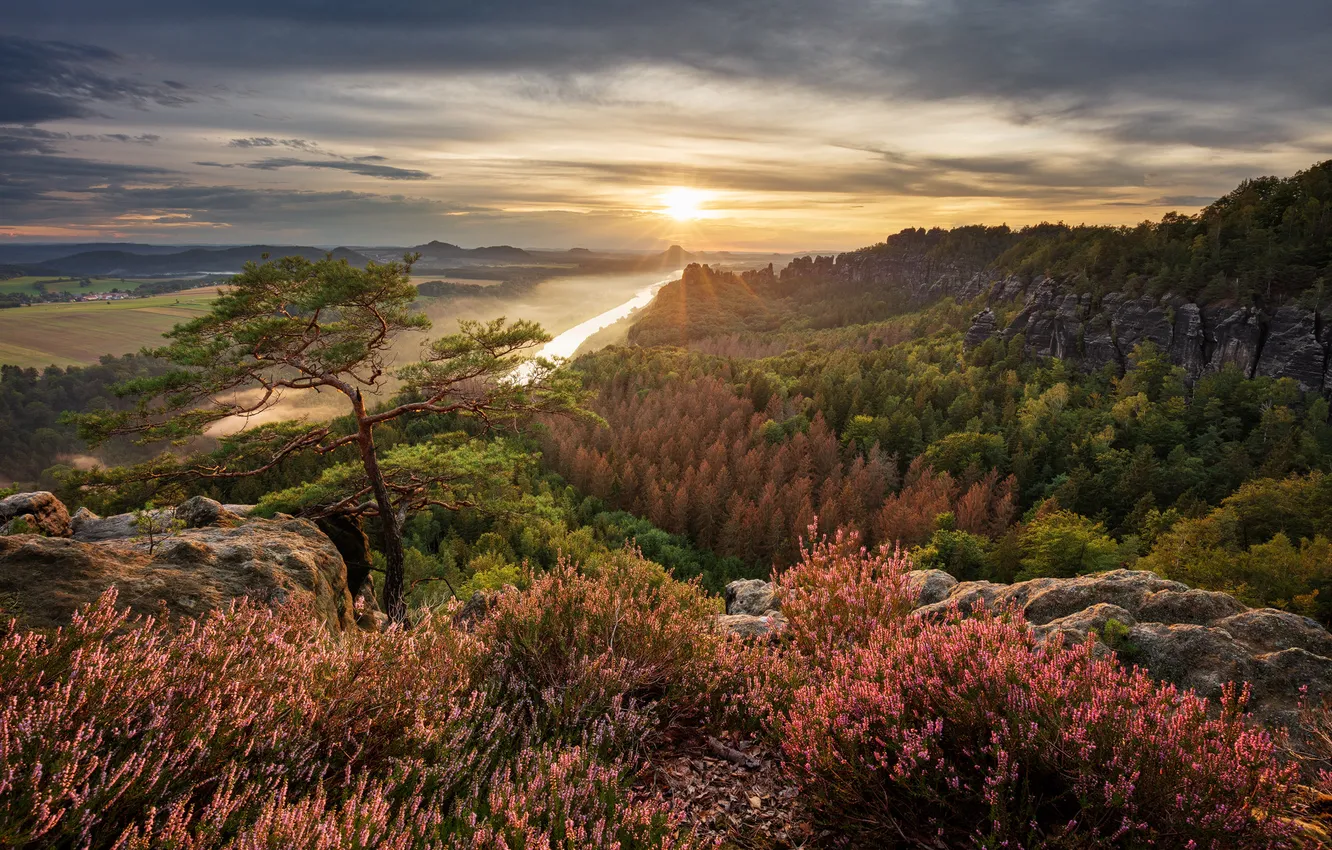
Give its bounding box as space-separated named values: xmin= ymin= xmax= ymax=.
xmin=3 ymin=1 xmax=1331 ymax=250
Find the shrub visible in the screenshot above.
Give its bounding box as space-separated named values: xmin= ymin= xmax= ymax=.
xmin=472 ymin=549 xmax=726 ymax=750
xmin=759 ymin=545 xmax=1299 ymax=848
xmin=773 ymin=528 xmax=915 ymax=657
xmin=0 ymin=586 xmax=702 ymax=850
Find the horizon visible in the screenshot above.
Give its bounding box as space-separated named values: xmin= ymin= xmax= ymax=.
xmin=4 ymin=1 xmax=1331 ymax=250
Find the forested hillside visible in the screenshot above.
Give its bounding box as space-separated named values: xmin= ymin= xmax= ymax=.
xmin=545 ymin=161 xmax=1332 ymax=625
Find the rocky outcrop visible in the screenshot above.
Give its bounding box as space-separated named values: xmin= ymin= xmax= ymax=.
xmin=962 ymin=308 xmax=997 ymax=350
xmin=718 ymin=570 xmax=1332 ymax=730
xmin=959 ymin=280 xmax=1331 ymax=391
xmin=1254 ymin=306 xmax=1327 ymax=391
xmin=0 ymin=491 xmax=72 ymax=537
xmin=1 ymin=492 xmax=356 ymax=633
xmin=175 ymin=496 xmax=244 ymax=529
xmin=725 ymin=578 xmax=776 ymax=616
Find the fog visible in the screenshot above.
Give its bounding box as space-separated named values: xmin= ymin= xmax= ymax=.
xmin=206 ymin=268 xmax=676 ymax=437
xmin=415 ymin=269 xmax=673 ymax=342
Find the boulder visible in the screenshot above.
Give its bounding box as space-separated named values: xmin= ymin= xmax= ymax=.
xmin=919 ymin=568 xmax=1332 ymax=727
xmin=174 ymin=496 xmax=243 ymax=529
xmin=0 ymin=517 xmax=356 ymax=633
xmin=1137 ymin=588 xmax=1247 ymax=625
xmin=717 ymin=611 xmax=787 ymax=639
xmin=906 ymin=569 xmax=957 ymax=606
xmin=1020 ymin=570 xmax=1187 ymax=625
xmin=0 ymin=492 xmax=72 ymax=538
xmin=1032 ymin=602 xmax=1136 ymax=646
xmin=725 ymin=578 xmax=777 ymax=616
xmin=71 ymin=507 xmax=171 ymax=542
xmin=1128 ymin=622 xmax=1260 ymax=701
xmin=454 ymin=589 xmax=497 ymax=628
xmin=1214 ymin=608 xmax=1332 ymax=657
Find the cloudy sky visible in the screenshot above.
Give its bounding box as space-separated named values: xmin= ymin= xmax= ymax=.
xmin=3 ymin=1 xmax=1330 ymax=249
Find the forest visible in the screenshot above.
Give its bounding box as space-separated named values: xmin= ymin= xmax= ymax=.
xmin=3 ymin=163 xmax=1332 ymax=626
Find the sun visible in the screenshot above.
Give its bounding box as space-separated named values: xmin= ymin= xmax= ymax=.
xmin=659 ymin=187 xmax=712 ymax=221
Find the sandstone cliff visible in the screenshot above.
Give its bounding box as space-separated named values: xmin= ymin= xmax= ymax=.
xmin=784 ymin=249 xmax=1331 ymax=391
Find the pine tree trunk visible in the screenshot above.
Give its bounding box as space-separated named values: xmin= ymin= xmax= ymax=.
xmin=354 ymin=393 xmax=408 ymax=626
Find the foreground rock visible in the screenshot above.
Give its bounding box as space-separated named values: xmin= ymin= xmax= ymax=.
xmin=722 ymin=570 xmax=1332 ymax=730
xmin=0 ymin=491 xmax=72 ymax=537
xmin=1 ymin=493 xmax=356 ymax=633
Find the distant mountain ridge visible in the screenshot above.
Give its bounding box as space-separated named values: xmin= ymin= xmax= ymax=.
xmin=0 ymin=243 xmax=209 ymax=265
xmin=34 ymin=246 xmax=373 ymax=277
xmin=409 ymin=241 xmax=532 ymax=262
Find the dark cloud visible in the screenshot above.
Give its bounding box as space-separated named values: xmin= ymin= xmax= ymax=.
xmin=199 ymin=158 xmax=428 ymax=181
xmin=237 ymin=157 xmax=431 ymax=180
xmin=228 ymin=137 xmax=322 ymax=152
xmin=0 ymin=35 xmax=192 ymax=124
xmin=212 ymin=140 xmax=427 ymax=179
xmin=0 ymin=128 xmax=161 ymax=156
xmin=12 ymin=2 xmax=1331 ymax=131
xmin=0 ymin=143 xmax=460 ymax=239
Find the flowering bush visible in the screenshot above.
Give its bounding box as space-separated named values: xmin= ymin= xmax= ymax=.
xmin=774 ymin=528 xmax=914 ymax=656
xmin=473 ymin=549 xmax=727 ymax=750
xmin=0 ymin=583 xmax=705 ymax=850
xmin=756 ymin=535 xmax=1300 ymax=848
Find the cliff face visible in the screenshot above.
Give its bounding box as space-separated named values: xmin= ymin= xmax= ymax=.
xmin=790 ymin=250 xmax=1330 ymax=391
xmin=987 ymin=279 xmax=1330 ymax=390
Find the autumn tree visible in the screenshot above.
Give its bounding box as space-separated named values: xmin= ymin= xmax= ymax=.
xmin=73 ymin=254 xmax=587 ymax=624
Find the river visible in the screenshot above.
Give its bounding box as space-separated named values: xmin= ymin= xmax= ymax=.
xmin=532 ymin=270 xmax=678 ymax=361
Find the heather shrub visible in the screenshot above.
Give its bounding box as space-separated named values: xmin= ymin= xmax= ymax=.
xmin=472 ymin=549 xmax=727 ymax=750
xmin=112 ymin=746 xmax=692 ymax=850
xmin=0 ymin=587 xmax=699 ymax=850
xmin=761 ymin=584 xmax=1299 ymax=846
xmin=773 ymin=528 xmax=915 ymax=657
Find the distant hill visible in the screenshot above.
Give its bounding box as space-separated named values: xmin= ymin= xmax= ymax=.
xmin=638 ymin=244 xmax=697 ymax=270
xmin=39 ymin=246 xmax=374 ymax=277
xmin=0 ymin=243 xmax=205 ymax=265
xmin=409 ymin=241 xmax=532 ymax=262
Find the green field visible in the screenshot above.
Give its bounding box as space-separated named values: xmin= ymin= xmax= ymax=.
xmin=0 ymin=290 xmax=218 ymax=369
xmin=0 ymin=276 xmax=153 ymax=296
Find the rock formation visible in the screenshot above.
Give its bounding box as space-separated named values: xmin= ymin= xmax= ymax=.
xmin=722 ymin=569 xmax=1332 ymax=731
xmin=0 ymin=491 xmax=72 ymax=537
xmin=964 ymin=281 xmax=1330 ymax=390
xmin=0 ymin=492 xmax=356 ymax=633
xmin=792 ymin=246 xmax=1331 ymax=391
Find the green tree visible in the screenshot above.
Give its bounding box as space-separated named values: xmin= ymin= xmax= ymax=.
xmin=1016 ymin=509 xmax=1121 ymax=579
xmin=73 ymin=254 xmax=588 ymax=625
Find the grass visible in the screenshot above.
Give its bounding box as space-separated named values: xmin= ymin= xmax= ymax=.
xmin=0 ymin=290 xmax=217 ymax=369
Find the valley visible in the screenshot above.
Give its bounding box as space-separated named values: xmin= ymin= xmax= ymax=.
xmin=3 ymin=161 xmax=1332 ymax=847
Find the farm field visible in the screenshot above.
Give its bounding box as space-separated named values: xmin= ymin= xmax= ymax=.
xmin=0 ymin=289 xmax=218 ymax=369
xmin=0 ymin=276 xmax=132 ymax=296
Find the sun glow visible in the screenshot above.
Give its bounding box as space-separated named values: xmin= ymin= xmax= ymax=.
xmin=659 ymin=187 xmax=713 ymax=221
